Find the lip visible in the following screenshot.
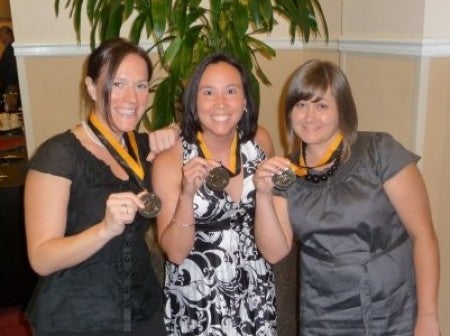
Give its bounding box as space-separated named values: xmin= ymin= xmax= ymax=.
xmin=301 ymin=125 xmax=321 ymax=133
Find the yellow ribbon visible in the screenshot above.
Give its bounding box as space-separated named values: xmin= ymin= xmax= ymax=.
xmin=197 ymin=131 xmax=239 ymax=174
xmin=89 ymin=113 xmax=144 ymax=180
xmin=291 ymin=132 xmax=343 ymax=177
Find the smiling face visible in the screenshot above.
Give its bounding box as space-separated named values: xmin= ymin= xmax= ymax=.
xmin=290 ymin=87 xmax=340 ymax=154
xmin=86 ymin=53 xmax=150 ymax=137
xmin=196 ymin=61 xmax=246 ymax=139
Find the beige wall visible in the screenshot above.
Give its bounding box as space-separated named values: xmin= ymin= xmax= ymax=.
xmin=423 ymin=58 xmax=450 ymax=323
xmin=10 ymin=0 xmax=450 ymax=333
xmin=343 ymin=0 xmax=425 ymax=38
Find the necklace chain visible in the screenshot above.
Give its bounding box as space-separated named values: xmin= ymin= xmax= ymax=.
xmin=81 ymin=120 xmax=125 ymax=148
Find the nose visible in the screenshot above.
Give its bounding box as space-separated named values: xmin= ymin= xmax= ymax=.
xmin=124 ymin=85 xmax=138 ymax=103
xmin=302 ymin=104 xmax=315 ymax=121
xmin=214 ymin=93 xmax=226 ymax=108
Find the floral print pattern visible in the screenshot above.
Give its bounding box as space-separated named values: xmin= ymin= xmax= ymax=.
xmin=164 ymin=137 xmax=276 ymax=336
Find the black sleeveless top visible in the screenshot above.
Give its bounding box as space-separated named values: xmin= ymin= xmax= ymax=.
xmin=26 ymin=131 xmax=163 ymax=333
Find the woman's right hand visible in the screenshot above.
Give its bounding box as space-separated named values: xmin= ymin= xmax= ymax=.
xmin=102 ymin=191 xmax=144 ymax=238
xmin=255 ymin=156 xmax=291 ymax=194
xmin=181 ymin=157 xmax=218 ymax=197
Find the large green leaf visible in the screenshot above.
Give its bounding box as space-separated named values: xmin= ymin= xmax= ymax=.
xmin=151 ymin=76 xmax=179 ymax=129
xmin=72 ymin=0 xmax=84 ymax=42
xmin=123 ymin=0 xmax=135 ymax=20
xmin=130 ymin=12 xmax=149 ymax=44
xmin=152 ymin=0 xmax=170 ymax=39
xmin=231 ymin=1 xmax=249 ymax=37
xmin=106 ymin=3 xmax=124 ymax=40
xmin=86 ymin=0 xmax=97 ymax=22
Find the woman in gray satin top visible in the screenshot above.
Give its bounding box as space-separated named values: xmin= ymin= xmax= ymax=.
xmin=254 ymin=60 xmax=440 ymax=335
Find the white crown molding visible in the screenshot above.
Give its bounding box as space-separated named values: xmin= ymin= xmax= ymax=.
xmin=337 ymin=37 xmax=450 ymax=57
xmin=13 ymin=37 xmax=450 ymax=57
xmin=13 ymin=43 xmax=91 ymax=56
xmin=265 ymin=37 xmax=450 ymax=57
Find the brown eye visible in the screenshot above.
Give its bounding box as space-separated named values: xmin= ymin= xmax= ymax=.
xmin=295 ymin=101 xmax=306 ymax=109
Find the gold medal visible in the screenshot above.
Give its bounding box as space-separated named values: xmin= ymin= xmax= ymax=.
xmin=138 ymin=192 xmax=162 ymax=218
xmin=197 ymin=131 xmax=240 ymax=193
xmin=272 ymin=168 xmax=296 ymax=189
xmin=206 ymin=166 xmax=231 ymax=192
xmin=281 ymin=132 xmax=343 ymax=185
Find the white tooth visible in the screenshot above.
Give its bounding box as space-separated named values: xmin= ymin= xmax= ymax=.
xmin=119 ymin=108 xmax=134 ymax=115
xmin=212 ymin=115 xmax=229 ymax=121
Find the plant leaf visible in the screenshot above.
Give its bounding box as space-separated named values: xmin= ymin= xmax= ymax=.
xmin=123 ymin=0 xmax=135 ymax=20
xmin=106 ymin=2 xmax=124 ymax=39
xmin=152 ymin=0 xmax=169 ymax=39
xmin=72 ymin=0 xmax=84 ymax=42
xmin=86 ymin=0 xmax=96 ymax=22
xmin=130 ymin=11 xmax=148 ymax=44
xmin=151 ymin=76 xmax=178 ymax=129
xmin=231 ymin=1 xmax=248 ymax=37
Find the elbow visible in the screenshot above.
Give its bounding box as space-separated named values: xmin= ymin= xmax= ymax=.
xmin=28 ymin=256 xmax=53 ymax=276
xmin=159 ymin=240 xmax=189 ymax=265
xmin=259 ymin=242 xmax=293 ymax=264
xmin=27 ymin=247 xmax=58 ymax=276
xmin=158 ymin=232 xmax=193 ymax=265
xmin=262 ymin=250 xmax=291 ymax=264
xmin=165 ymin=252 xmax=187 ymax=265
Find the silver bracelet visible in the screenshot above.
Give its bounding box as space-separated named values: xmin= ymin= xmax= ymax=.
xmin=170 ymin=218 xmax=193 ymax=228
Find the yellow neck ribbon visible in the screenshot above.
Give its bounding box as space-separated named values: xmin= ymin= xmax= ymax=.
xmin=291 ymin=132 xmax=343 ymax=177
xmin=88 ymin=113 xmax=144 ymax=181
xmin=197 ymin=131 xmax=240 ymax=175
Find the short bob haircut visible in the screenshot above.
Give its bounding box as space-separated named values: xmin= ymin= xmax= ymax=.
xmin=182 ymin=52 xmax=258 ymax=144
xmin=284 ymin=59 xmax=358 ymax=160
xmin=86 ymin=37 xmax=153 ymax=125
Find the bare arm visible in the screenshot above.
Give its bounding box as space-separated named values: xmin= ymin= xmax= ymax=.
xmin=384 ymin=163 xmax=440 ymax=336
xmin=152 ymin=139 xmax=215 ymax=264
xmin=255 ymin=125 xmax=275 ymax=158
xmin=25 ymin=170 xmax=142 ymax=275
xmin=254 ymin=154 xmax=294 ymax=263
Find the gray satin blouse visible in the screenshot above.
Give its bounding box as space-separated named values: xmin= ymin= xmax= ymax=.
xmin=279 ymin=131 xmax=419 ymax=335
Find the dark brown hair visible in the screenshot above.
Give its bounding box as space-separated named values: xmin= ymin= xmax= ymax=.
xmin=86 ymin=38 xmax=153 ymax=124
xmin=284 ymin=59 xmax=358 ymax=160
xmin=181 ymin=53 xmax=258 ymax=144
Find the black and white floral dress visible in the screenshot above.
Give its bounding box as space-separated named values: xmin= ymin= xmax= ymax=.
xmin=164 ymin=137 xmax=277 ymax=336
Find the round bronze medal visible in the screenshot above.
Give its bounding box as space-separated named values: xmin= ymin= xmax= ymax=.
xmin=138 ymin=192 xmax=162 ymax=218
xmin=272 ymin=169 xmax=296 ymax=189
xmin=205 ymin=166 xmax=231 ymax=192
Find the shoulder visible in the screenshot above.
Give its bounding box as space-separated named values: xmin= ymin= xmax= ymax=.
xmin=354 ymin=131 xmax=419 ymax=182
xmin=152 ymin=138 xmax=183 ymax=191
xmin=356 ymin=131 xmax=416 ymax=158
xmin=254 ymin=125 xmax=274 ymax=157
xmin=28 ymin=131 xmax=79 ymax=178
xmin=153 ymin=137 xmax=183 ymax=171
xmin=31 ymin=131 xmax=77 ymax=159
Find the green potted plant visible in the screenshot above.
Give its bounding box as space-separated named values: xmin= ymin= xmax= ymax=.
xmin=55 ymin=0 xmax=328 ymax=130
